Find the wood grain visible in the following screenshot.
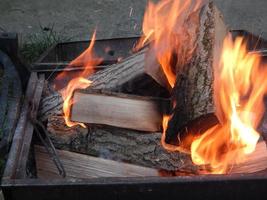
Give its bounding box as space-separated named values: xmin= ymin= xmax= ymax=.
xmin=71 ymin=90 xmax=168 ymax=132
xmin=35 ymin=141 xmax=267 ymax=178
xmin=35 ymin=145 xmax=159 ymax=179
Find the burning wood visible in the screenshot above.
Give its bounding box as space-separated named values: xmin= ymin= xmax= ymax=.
xmin=38 ymin=0 xmax=267 ymax=175
xmin=163 ymin=3 xmax=228 ymax=145
xmin=39 ymin=47 xmax=164 ymax=122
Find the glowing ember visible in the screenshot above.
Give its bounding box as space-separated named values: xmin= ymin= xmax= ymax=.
xmin=191 ymin=35 xmax=267 ymax=174
xmin=137 ymin=0 xmax=207 ymax=88
xmin=55 ymin=31 xmax=102 ymax=127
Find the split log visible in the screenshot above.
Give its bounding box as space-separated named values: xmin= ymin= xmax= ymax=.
xmin=46 ymin=115 xmax=197 ymax=172
xmin=35 ymin=145 xmax=159 ymax=179
xmin=39 ymin=47 xmax=167 ymax=122
xmin=41 ymin=114 xmax=267 ymax=175
xmin=71 ymin=90 xmax=169 ymax=132
xmin=165 ymin=3 xmax=228 ymax=144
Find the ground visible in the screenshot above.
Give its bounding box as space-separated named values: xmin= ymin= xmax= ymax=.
xmin=0 ymin=0 xmax=267 ymax=42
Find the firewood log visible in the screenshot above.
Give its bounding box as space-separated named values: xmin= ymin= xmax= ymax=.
xmin=45 ymin=115 xmax=267 ymax=174
xmin=46 ymin=115 xmax=197 ymax=172
xmin=70 ymin=89 xmax=169 ymax=132
xmin=165 ymin=3 xmax=228 ymax=144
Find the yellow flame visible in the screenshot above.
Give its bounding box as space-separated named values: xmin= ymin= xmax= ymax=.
xmin=136 ymin=0 xmax=207 ymax=88
xmin=191 ymin=35 xmax=267 ymax=174
xmin=55 ymin=31 xmax=102 ymax=127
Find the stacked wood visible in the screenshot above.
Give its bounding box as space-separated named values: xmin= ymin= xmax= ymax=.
xmin=38 ymin=2 xmax=230 ymax=173
xmin=165 ymin=3 xmax=228 ymax=144
xmin=37 ymin=2 xmax=267 ymax=175
xmin=46 ymin=115 xmax=197 ymax=172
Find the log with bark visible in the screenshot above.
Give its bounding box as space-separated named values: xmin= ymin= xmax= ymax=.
xmin=39 ymin=2 xmax=230 ymax=173
xmin=165 ymin=3 xmax=228 ymax=144
xmin=46 ymin=115 xmax=197 ymax=172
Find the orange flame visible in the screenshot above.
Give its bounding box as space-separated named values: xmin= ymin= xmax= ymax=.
xmin=55 ymin=31 xmax=102 ymax=127
xmin=161 ymin=115 xmax=189 ymax=154
xmin=191 ymin=35 xmax=267 ymax=174
xmin=137 ymin=0 xmax=207 ymax=87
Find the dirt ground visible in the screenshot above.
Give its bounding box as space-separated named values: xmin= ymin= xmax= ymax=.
xmin=0 ymin=0 xmax=267 ymax=42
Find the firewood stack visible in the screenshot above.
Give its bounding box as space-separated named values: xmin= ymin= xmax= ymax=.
xmin=37 ymin=1 xmax=267 ymax=177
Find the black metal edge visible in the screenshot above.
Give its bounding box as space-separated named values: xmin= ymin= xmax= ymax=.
xmin=48 ymin=36 xmax=141 ymax=46
xmin=2 ymin=174 xmax=267 ymax=200
xmin=31 ymin=36 xmax=141 ymax=72
xmin=33 ymin=43 xmax=58 ymax=64
xmin=31 ymin=30 xmax=267 ymax=75
xmin=2 ymin=171 xmax=267 ymax=185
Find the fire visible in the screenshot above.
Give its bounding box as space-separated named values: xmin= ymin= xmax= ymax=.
xmin=191 ymin=35 xmax=267 ymax=173
xmin=142 ymin=0 xmax=267 ymax=174
xmin=137 ymin=0 xmax=207 ymax=88
xmin=161 ymin=115 xmax=189 ymax=154
xmin=55 ymin=31 xmax=102 ymax=127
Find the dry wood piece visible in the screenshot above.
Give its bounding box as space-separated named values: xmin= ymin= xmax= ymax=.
xmin=165 ymin=3 xmax=229 ymax=144
xmin=46 ymin=115 xmax=197 ymax=172
xmin=71 ymin=90 xmax=169 ymax=132
xmin=35 ymin=145 xmax=159 ymax=179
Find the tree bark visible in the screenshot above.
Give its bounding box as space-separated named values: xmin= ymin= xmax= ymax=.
xmin=46 ymin=115 xmax=197 ymax=172
xmin=165 ymin=3 xmax=228 ymax=144
xmin=39 ymin=48 xmax=145 ymax=121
